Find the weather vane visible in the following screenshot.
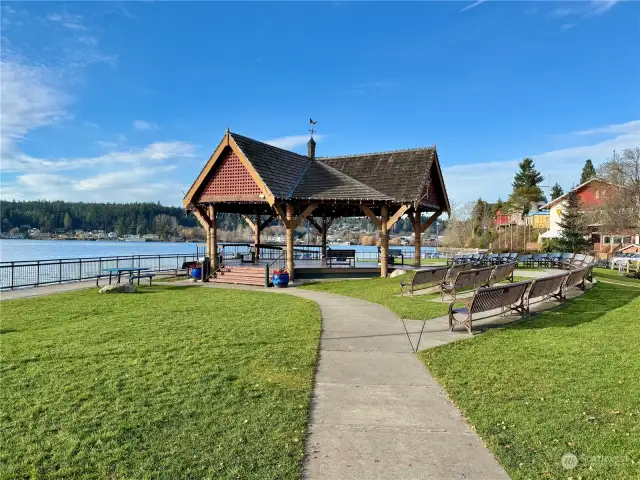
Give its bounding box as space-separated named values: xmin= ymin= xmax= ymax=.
xmin=309 ymin=118 xmax=318 ymax=137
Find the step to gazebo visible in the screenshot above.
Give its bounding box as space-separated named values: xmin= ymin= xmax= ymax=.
xmin=211 ymin=265 xmax=266 ymax=287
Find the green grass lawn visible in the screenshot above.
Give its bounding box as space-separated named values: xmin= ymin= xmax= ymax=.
xmin=0 ymin=286 xmax=321 ymax=479
xmin=301 ymin=272 xmax=530 ymax=321
xmin=419 ymin=282 xmax=640 ymax=479
xmin=301 ymin=273 xmax=449 ymax=320
xmin=594 ymin=267 xmax=640 ymax=286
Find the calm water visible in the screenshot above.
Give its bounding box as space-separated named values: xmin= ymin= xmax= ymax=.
xmin=0 ymin=239 xmax=437 ymax=263
xmin=0 ymin=239 xmax=206 ymax=263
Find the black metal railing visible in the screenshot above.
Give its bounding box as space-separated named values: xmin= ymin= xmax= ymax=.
xmin=1 ymin=253 xmax=200 ymax=290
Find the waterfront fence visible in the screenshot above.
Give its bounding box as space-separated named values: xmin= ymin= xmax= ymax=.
xmin=1 ymin=253 xmax=199 ymax=290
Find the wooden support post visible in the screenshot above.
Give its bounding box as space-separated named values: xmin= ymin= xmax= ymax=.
xmin=255 ymin=212 xmax=260 ymax=262
xmin=209 ymin=205 xmax=217 ymax=273
xmin=321 ymin=215 xmax=328 ymax=264
xmin=286 ymin=204 xmax=295 ymax=280
xmin=380 ymin=204 xmax=389 ymax=277
xmin=413 ymin=209 xmax=421 ymax=267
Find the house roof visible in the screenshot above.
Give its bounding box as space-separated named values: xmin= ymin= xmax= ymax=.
xmin=541 ymin=177 xmax=616 ymax=210
xmin=184 ymin=130 xmax=450 ymax=212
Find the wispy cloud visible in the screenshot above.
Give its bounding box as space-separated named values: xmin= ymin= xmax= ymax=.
xmin=265 ymin=134 xmax=325 ymax=151
xmin=133 ymin=120 xmax=159 ymax=131
xmin=460 ymin=0 xmax=487 ymax=12
xmin=46 ymin=12 xmax=85 ymax=30
xmin=0 ymin=57 xmax=69 ymax=159
xmin=570 ymin=120 xmax=640 ymax=136
xmin=585 ymin=0 xmax=618 ymax=16
xmin=4 ymin=142 xmax=196 ymax=173
xmin=548 ymin=7 xmax=573 ymax=18
xmin=561 ymin=23 xmax=576 ymax=30
xmin=443 ymin=120 xmax=640 ymax=204
xmin=3 ymin=167 xmax=187 ymax=204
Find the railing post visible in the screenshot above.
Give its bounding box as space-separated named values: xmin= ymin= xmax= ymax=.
xmin=36 ymin=260 xmax=40 ymax=287
xmin=11 ymin=261 xmax=15 ymax=290
xmin=265 ymin=264 xmax=270 ymax=288
xmin=59 ymin=260 xmax=62 ymax=284
xmin=158 ymin=255 xmax=161 ymax=272
xmin=79 ymin=258 xmax=82 ymax=280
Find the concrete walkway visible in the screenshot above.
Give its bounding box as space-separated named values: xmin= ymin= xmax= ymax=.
xmin=1 ymin=279 xmax=515 ymax=479
xmin=285 ymin=288 xmax=510 ymax=480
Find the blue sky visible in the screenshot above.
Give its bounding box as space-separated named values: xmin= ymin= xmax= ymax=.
xmin=1 ymin=1 xmax=638 ymax=207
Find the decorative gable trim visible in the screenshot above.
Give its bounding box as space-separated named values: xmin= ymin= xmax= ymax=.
xmin=183 ymin=130 xmax=274 ymax=208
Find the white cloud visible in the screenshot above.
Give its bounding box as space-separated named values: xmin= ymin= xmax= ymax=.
xmin=265 ymin=134 xmax=325 ymax=151
xmin=46 ymin=12 xmax=85 ymax=30
xmin=0 ymin=58 xmax=69 ymax=160
xmin=76 ymin=36 xmax=98 ymax=46
xmin=3 ymin=167 xmax=187 ymax=205
xmin=133 ymin=120 xmax=159 ymax=131
xmin=76 ymin=165 xmax=178 ymax=191
xmin=570 ymin=120 xmax=640 ymax=136
xmin=443 ymin=120 xmax=640 ymax=205
xmin=561 ymin=23 xmax=576 ymax=30
xmin=585 ymin=0 xmax=618 ymax=16
xmin=3 ymin=141 xmax=197 ymax=173
xmin=548 ymin=7 xmax=573 ymax=17
xmin=460 ymin=0 xmax=486 ymax=12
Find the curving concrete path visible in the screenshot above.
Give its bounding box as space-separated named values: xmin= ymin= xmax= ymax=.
xmin=283 ymin=288 xmax=510 ymax=480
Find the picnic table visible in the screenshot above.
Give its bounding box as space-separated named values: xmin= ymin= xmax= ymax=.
xmin=98 ymin=267 xmax=150 ymax=286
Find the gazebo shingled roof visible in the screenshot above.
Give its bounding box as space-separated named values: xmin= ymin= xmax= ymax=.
xmin=183 ymin=129 xmax=451 ymax=278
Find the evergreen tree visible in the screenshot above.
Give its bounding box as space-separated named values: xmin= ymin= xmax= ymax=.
xmin=512 ymin=157 xmax=544 ymax=189
xmin=550 ymin=183 xmax=564 ymax=200
xmin=557 ymin=188 xmax=590 ymax=253
xmin=580 ymin=159 xmax=596 ymax=184
xmin=508 ymin=158 xmax=545 ymax=214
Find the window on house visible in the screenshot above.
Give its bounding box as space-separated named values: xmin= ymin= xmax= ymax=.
xmin=604 ymin=236 xmax=611 ymax=244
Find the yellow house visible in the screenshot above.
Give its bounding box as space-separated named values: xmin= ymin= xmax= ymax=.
xmin=527 ymin=211 xmax=550 ymax=229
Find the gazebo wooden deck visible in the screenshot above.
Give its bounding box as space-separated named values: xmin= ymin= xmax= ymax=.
xmin=183 ymin=129 xmax=450 ymax=285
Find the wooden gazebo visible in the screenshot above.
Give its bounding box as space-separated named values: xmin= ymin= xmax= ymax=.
xmin=183 ymin=129 xmax=450 ymax=281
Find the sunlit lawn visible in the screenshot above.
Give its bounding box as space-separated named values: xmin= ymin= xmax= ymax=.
xmin=302 ymin=270 xmax=531 ymax=320
xmin=301 ymin=272 xmax=449 ymax=320
xmin=419 ymin=282 xmax=640 ymax=479
xmin=0 ymin=285 xmax=321 ymax=479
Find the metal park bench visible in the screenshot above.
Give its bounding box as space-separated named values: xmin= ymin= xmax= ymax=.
xmin=129 ymin=273 xmax=156 ymax=286
xmin=523 ymin=271 xmax=569 ymax=312
xmin=441 ymin=265 xmax=495 ymax=301
xmin=448 ymin=280 xmax=532 ymax=334
xmin=444 ymin=262 xmax=473 ymax=282
xmin=530 ymin=253 xmax=549 ymax=267
xmin=564 ymin=266 xmax=589 ymax=295
xmin=483 ymin=253 xmax=500 ymax=266
xmin=562 ymin=253 xmax=584 ymax=269
xmin=379 ymin=247 xmax=404 ymax=266
xmin=399 ymin=266 xmax=450 ymax=295
xmin=517 ymin=254 xmax=533 ymax=267
xmin=448 ymin=253 xmax=472 ymax=265
xmin=326 ymin=249 xmax=356 ymax=268
xmin=547 ymin=252 xmax=562 ymax=267
xmin=490 ymin=262 xmax=516 ymax=284
xmin=469 ymin=253 xmax=485 ymax=266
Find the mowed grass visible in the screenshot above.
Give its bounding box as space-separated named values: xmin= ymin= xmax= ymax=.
xmin=419 ymin=282 xmax=640 ymax=479
xmin=594 ymin=266 xmax=640 ymax=286
xmin=0 ymin=286 xmax=321 ymax=479
xmin=301 ymin=272 xmax=530 ymax=321
xmin=301 ymin=273 xmax=449 ymax=320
